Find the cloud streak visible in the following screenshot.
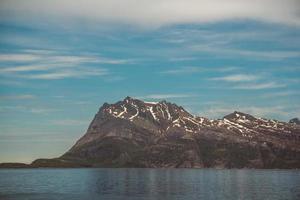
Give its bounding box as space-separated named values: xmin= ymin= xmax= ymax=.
xmin=161 ymin=66 xmax=238 ymax=75
xmin=0 ymin=54 xmax=41 ymax=62
xmin=160 ymin=67 xmax=203 ymax=75
xmin=18 ymin=68 xmax=108 ymax=80
xmin=233 ymin=82 xmax=286 ymax=90
xmin=0 ymin=94 xmax=35 ymax=100
xmin=208 ymin=72 xmax=287 ymax=90
xmin=0 ymin=50 xmax=128 ymax=80
xmin=192 ymin=44 xmax=300 ymax=60
xmin=262 ymin=91 xmax=300 ymax=98
xmin=0 ymin=105 xmax=59 ymax=114
xmin=210 ymin=74 xmax=258 ymax=82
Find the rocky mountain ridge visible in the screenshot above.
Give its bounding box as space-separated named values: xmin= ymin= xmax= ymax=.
xmin=1 ymin=97 xmax=300 ymax=168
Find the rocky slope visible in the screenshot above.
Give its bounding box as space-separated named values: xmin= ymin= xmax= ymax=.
xmin=2 ymin=97 xmax=300 ymax=168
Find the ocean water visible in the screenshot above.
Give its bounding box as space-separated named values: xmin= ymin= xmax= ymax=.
xmin=0 ymin=169 xmax=299 ymax=200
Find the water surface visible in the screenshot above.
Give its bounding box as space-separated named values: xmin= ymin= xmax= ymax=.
xmin=0 ymin=169 xmax=299 ymax=200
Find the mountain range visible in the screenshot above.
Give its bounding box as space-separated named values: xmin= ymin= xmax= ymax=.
xmin=1 ymin=97 xmax=300 ymax=168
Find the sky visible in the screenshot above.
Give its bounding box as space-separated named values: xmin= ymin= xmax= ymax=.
xmin=0 ymin=0 xmax=299 ymax=163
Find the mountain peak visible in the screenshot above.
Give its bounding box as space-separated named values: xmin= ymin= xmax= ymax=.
xmin=123 ymin=96 xmax=134 ymax=102
xmin=289 ymin=118 xmax=300 ymax=125
xmin=223 ymin=111 xmax=256 ymax=121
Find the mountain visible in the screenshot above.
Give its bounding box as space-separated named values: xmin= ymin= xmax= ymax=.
xmin=289 ymin=118 xmax=300 ymax=125
xmin=2 ymin=97 xmax=300 ymax=169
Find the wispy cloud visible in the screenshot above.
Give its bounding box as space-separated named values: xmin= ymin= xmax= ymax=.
xmin=0 ymin=65 xmax=50 ymax=72
xmin=19 ymin=68 xmax=108 ymax=80
xmin=161 ymin=27 xmax=300 ymax=62
xmin=208 ymin=72 xmax=288 ymax=90
xmin=0 ymin=105 xmax=59 ymax=114
xmin=0 ymin=94 xmax=35 ymax=100
xmin=160 ymin=67 xmax=202 ymax=75
xmin=233 ymin=82 xmax=286 ymax=90
xmin=0 ymin=54 xmax=41 ymax=62
xmin=192 ymin=44 xmax=300 ymax=60
xmin=262 ymin=91 xmax=300 ymax=98
xmin=28 ymin=108 xmax=59 ymax=114
xmin=0 ymin=50 xmax=129 ymax=80
xmin=210 ymin=74 xmax=258 ymax=82
xmin=169 ymin=57 xmax=197 ymax=62
xmin=161 ymin=66 xmax=238 ymax=75
xmin=0 ymin=51 xmax=131 ymax=65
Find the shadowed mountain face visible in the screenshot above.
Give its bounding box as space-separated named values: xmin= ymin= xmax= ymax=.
xmin=289 ymin=118 xmax=300 ymax=125
xmin=10 ymin=97 xmax=300 ymax=168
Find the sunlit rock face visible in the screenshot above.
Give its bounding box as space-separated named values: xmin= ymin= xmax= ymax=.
xmin=33 ymin=97 xmax=300 ymax=168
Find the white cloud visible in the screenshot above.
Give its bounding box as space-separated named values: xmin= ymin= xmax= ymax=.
xmin=233 ymin=82 xmax=286 ymax=90
xmin=210 ymin=74 xmax=258 ymax=82
xmin=1 ymin=0 xmax=299 ymax=27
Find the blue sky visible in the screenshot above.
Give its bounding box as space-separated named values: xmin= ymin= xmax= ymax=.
xmin=0 ymin=0 xmax=299 ymax=163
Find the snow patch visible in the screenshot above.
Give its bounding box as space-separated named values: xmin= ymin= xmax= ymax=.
xmin=198 ymin=118 xmax=204 ymax=124
xmin=174 ymin=123 xmax=181 ymax=127
xmin=237 ymin=119 xmax=250 ymax=124
xmin=129 ymin=103 xmax=139 ymax=121
xmin=144 ymin=101 xmax=158 ymax=105
xmin=117 ymin=105 xmax=127 ymax=118
xmin=149 ymin=106 xmax=158 ymax=121
xmin=183 ymin=117 xmax=199 ymax=126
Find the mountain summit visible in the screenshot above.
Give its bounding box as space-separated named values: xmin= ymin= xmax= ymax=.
xmin=5 ymin=97 xmax=300 ymax=168
xmin=289 ymin=118 xmax=300 ymax=125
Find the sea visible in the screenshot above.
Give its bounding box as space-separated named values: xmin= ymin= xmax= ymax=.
xmin=0 ymin=168 xmax=299 ymax=200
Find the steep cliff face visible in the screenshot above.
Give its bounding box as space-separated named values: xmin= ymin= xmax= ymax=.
xmin=32 ymin=97 xmax=300 ymax=168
